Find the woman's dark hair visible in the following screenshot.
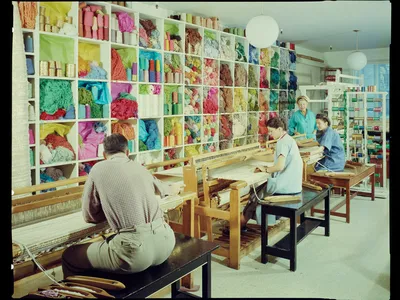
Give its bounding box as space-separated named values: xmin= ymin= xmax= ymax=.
xmin=316 ymin=113 xmax=331 ymax=126
xmin=266 ymin=117 xmax=287 ymax=130
xmin=103 ymin=133 xmax=128 ymax=155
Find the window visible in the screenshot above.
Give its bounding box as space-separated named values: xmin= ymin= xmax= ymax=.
xmin=354 ymin=64 xmax=390 ymax=118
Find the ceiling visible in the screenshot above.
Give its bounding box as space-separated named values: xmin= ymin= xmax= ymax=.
xmin=146 ymin=1 xmax=391 ymax=52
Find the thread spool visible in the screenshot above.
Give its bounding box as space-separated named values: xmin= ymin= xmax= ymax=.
xmin=40 ymin=61 xmax=49 ymax=76
xmin=56 ymin=18 xmax=64 ymax=28
xmin=156 ymin=71 xmax=161 ymax=83
xmin=78 ymin=104 xmax=86 ymax=119
xmin=126 ymin=68 xmax=132 ymax=81
xmin=103 ymin=15 xmax=109 ymax=41
xmin=164 ymin=136 xmax=169 ymax=147
xmin=172 ymin=92 xmax=178 ymax=104
xmin=48 ymin=68 xmax=55 ymax=77
xmin=143 ymin=70 xmax=149 ymax=82
xmin=103 ymin=104 xmax=109 ymax=118
xmin=45 ymin=24 xmax=52 ymax=32
xmin=132 ymin=63 xmax=137 ymax=81
xmin=155 ymin=60 xmax=161 ymax=72
xmin=97 ymin=144 xmax=104 ymax=157
xmin=123 ymin=31 xmax=130 ymax=44
xmin=26 ymin=58 xmax=34 ymax=75
xmin=67 ymin=16 xmax=73 ymax=24
xmin=116 ymin=31 xmax=123 ymax=43
xmin=85 ymin=105 xmax=91 ymax=118
xmin=28 ymin=104 xmax=35 ymax=121
xmin=24 ymin=36 xmax=33 ymax=52
xmin=164 ymin=103 xmax=171 ymax=115
xmin=66 ymin=64 xmax=75 ymax=77
xmin=149 ymin=59 xmax=155 ymax=71
xmin=164 ymin=39 xmax=170 ymax=51
xmin=56 ymin=69 xmax=63 ymax=77
xmin=29 ymin=129 xmax=35 ymax=144
xmin=169 ymin=135 xmax=175 ymax=147
xmin=186 ymin=14 xmax=192 ymax=23
xmin=27 ymin=81 xmax=33 ymax=98
xmin=45 ymin=16 xmax=50 ymax=24
xmin=174 ymin=72 xmax=180 ymax=84
xmin=167 ymin=72 xmax=173 ymax=83
xmin=139 ymin=69 xmax=144 ymax=82
xmin=149 ymin=71 xmax=155 ymax=82
xmin=40 ymin=6 xmax=46 ymax=16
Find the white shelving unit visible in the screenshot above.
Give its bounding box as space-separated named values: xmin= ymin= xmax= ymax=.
xmin=21 ymin=1 xmax=298 ymax=186
xmin=346 ymin=91 xmax=388 ymax=196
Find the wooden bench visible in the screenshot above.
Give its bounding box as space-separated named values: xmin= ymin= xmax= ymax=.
xmin=309 ymin=161 xmax=375 ymax=223
xmin=58 ymin=233 xmax=219 ymax=299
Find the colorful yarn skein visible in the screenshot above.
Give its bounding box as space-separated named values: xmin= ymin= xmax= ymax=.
xmin=259 ymin=66 xmax=269 ymax=89
xmin=184 ymin=116 xmax=201 ymax=144
xmin=219 ymin=115 xmax=232 ymax=140
xmin=203 ymin=58 xmax=219 ymax=86
xmin=184 ymin=56 xmax=202 ymax=85
xmin=203 ymin=87 xmax=218 ymax=114
xmin=248 ymin=65 xmax=258 ymax=88
xmin=234 ymin=88 xmax=247 ymax=112
xmin=184 ymin=87 xmax=201 ymax=114
xmin=259 ymin=90 xmax=269 ymax=112
xmin=260 ymin=48 xmax=270 ymax=67
xmin=203 ymin=115 xmax=218 ymax=142
xmin=219 ymin=88 xmax=234 ymax=113
xmin=248 ymin=89 xmax=259 ymax=111
xmin=219 ymin=63 xmax=233 ymax=87
xmin=234 ymin=63 xmax=247 ymax=87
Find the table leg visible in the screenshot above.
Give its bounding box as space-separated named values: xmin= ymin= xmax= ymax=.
xmin=171 ymin=280 xmax=180 ymax=298
xmin=370 ymin=173 xmax=375 ymax=201
xmin=261 ymin=205 xmax=267 ymax=264
xmin=300 ymin=212 xmax=305 ymax=224
xmin=290 ymin=211 xmax=297 ymax=272
xmin=181 ymin=200 xmax=195 ymax=289
xmin=310 ymin=206 xmax=315 ymax=216
xmin=202 ymin=254 xmax=211 ymax=298
xmin=324 ymin=193 xmax=330 ymax=237
xmin=346 ymin=186 xmax=350 ymax=223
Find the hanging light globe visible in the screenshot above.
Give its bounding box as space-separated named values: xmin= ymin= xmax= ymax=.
xmin=246 ymin=15 xmax=279 ymax=48
xmin=347 ymin=51 xmax=367 ymax=70
xmin=346 ymin=30 xmax=367 ymax=70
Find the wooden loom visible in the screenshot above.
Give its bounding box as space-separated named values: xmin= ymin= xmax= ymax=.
xmin=12 ymin=163 xmax=197 ymax=296
xmin=175 ymin=143 xmax=289 ymax=270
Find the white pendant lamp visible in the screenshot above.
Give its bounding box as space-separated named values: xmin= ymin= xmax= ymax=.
xmin=347 ymin=30 xmax=367 ymax=70
xmin=245 ymin=3 xmax=279 ymax=48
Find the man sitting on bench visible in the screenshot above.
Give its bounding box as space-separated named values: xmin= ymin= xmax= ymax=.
xmin=62 ymin=133 xmax=177 ymax=278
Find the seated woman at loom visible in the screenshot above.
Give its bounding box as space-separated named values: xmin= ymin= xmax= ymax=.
xmin=314 ymin=113 xmax=345 ymax=172
xmin=62 ymin=134 xmax=177 ymax=278
xmin=224 ymin=117 xmax=303 ymax=233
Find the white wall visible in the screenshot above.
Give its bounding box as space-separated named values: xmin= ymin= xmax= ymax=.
xmin=323 ymin=47 xmax=390 ymax=75
xmin=128 ymin=1 xmax=173 ymax=18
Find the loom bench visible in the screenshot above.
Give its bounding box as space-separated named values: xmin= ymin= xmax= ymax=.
xmin=75 ymin=233 xmax=219 ymax=298
xmin=260 ymin=186 xmax=331 ymax=271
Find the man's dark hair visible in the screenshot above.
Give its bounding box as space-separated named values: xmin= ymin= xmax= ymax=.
xmin=266 ymin=117 xmax=287 ymax=130
xmin=103 ymin=133 xmax=128 ymax=155
xmin=316 ymin=113 xmax=331 ymax=126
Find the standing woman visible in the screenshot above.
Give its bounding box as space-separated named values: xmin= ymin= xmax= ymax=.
xmin=288 ymin=95 xmax=318 ymax=139
xmin=315 ymin=113 xmax=345 ymax=172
